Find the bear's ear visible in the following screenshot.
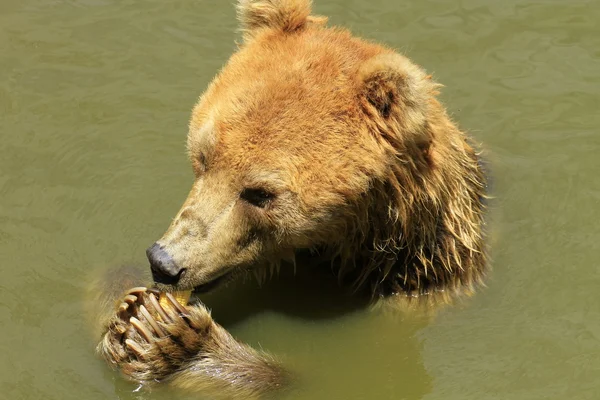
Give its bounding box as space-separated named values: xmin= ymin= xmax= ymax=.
xmin=237 ymin=0 xmax=323 ymax=42
xmin=358 ymin=53 xmax=438 ymax=129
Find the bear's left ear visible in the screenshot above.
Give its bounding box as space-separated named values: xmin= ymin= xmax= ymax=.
xmin=237 ymin=0 xmax=325 ymax=42
xmin=358 ymin=53 xmax=438 ymax=130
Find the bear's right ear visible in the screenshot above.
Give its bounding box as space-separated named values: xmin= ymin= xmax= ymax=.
xmin=237 ymin=0 xmax=324 ymax=42
xmin=358 ymin=53 xmax=438 ymax=131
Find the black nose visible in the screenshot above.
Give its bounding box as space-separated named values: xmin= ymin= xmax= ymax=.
xmin=146 ymin=243 xmax=184 ymax=285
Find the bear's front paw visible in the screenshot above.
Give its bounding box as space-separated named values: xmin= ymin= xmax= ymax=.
xmin=97 ymin=287 xmax=214 ymax=383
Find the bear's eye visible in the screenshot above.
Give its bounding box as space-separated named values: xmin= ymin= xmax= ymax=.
xmin=240 ymin=188 xmax=274 ymax=208
xmin=198 ymin=153 xmax=206 ymax=171
xmin=193 ymin=152 xmax=206 ymax=175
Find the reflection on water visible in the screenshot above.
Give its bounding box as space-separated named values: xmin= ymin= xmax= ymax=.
xmin=1 ymin=0 xmax=599 ymax=399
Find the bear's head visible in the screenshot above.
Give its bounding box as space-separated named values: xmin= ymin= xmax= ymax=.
xmin=147 ymin=0 xmax=487 ymax=298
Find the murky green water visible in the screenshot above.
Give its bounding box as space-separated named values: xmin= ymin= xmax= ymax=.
xmin=1 ymin=0 xmax=599 ymax=399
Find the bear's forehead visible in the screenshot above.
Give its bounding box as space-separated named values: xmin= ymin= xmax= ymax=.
xmin=194 ymin=28 xmax=383 ymax=131
xmin=186 ymin=29 xmax=386 ymax=187
xmin=214 ymin=62 xmax=356 ymax=129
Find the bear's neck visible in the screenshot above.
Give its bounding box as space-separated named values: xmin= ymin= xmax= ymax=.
xmin=331 ymin=150 xmax=488 ymax=299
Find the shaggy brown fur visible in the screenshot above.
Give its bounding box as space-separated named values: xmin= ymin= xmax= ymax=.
xmin=98 ymin=287 xmax=286 ymax=399
xmin=98 ymin=0 xmax=488 ymax=397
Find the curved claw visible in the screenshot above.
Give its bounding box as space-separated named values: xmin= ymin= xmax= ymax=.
xmin=123 ymin=294 xmax=138 ymax=304
xmin=117 ymin=302 xmax=130 ymax=319
xmin=139 ymin=305 xmax=166 ymax=338
xmin=126 ymin=287 xmax=147 ymax=296
xmin=158 ymin=295 xmax=183 ymax=323
xmin=165 ymin=293 xmax=189 ymax=315
xmin=130 ymin=317 xmax=154 ymax=343
xmin=125 ymin=339 xmax=146 ymax=360
xmin=114 ymin=323 xmax=127 ymax=335
xmin=148 ymin=293 xmax=172 ymax=323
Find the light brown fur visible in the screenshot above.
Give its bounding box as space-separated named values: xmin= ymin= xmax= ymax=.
xmin=98 ymin=287 xmax=286 ymax=399
xmin=98 ymin=0 xmax=488 ymax=397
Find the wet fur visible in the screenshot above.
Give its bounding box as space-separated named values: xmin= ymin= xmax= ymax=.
xmin=98 ymin=288 xmax=286 ymax=399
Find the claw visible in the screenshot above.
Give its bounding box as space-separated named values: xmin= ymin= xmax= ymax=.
xmin=126 ymin=287 xmax=147 ymax=296
xmin=114 ymin=324 xmax=127 ymax=335
xmin=148 ymin=293 xmax=172 ymax=323
xmin=147 ymin=288 xmax=161 ymax=296
xmin=165 ymin=293 xmax=188 ymax=315
xmin=123 ymin=294 xmax=138 ymax=304
xmin=158 ymin=295 xmax=182 ymax=323
xmin=125 ymin=339 xmax=146 ymax=360
xmin=118 ymin=302 xmax=130 ymax=319
xmin=139 ymin=305 xmax=166 ymax=337
xmin=130 ymin=317 xmax=154 ymax=342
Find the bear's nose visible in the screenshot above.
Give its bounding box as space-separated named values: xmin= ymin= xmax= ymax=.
xmin=146 ymin=243 xmax=184 ymax=285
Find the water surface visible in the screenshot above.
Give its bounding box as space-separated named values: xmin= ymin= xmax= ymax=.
xmin=1 ymin=0 xmax=599 ymax=399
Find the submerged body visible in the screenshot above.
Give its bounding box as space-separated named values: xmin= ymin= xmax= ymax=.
xmin=98 ymin=0 xmax=488 ymax=397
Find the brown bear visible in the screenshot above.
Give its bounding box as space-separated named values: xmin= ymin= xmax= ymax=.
xmin=98 ymin=0 xmax=488 ymax=397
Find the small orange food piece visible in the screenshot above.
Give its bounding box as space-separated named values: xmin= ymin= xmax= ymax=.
xmin=158 ymin=290 xmax=192 ymax=308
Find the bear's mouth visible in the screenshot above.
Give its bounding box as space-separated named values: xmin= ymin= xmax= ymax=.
xmin=192 ymin=269 xmax=236 ymax=294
